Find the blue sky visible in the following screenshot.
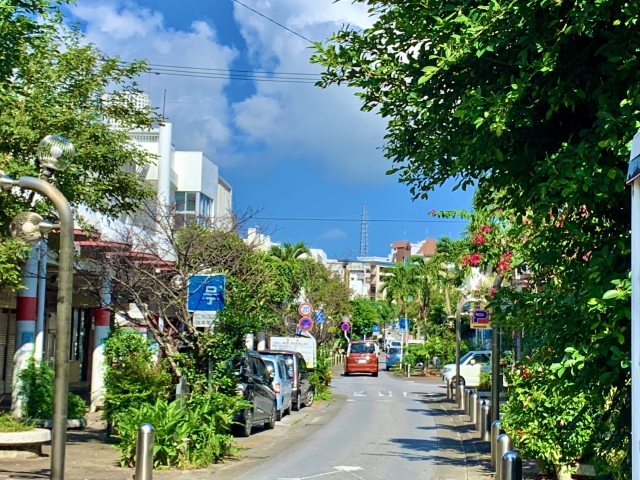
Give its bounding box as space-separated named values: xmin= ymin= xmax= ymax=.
xmin=66 ymin=0 xmax=472 ymax=258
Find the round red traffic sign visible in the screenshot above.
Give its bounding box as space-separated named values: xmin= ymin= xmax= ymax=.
xmin=298 ymin=302 xmax=313 ymax=317
xmin=298 ymin=317 xmax=314 ymax=331
xmin=341 ymin=322 xmax=350 ymax=332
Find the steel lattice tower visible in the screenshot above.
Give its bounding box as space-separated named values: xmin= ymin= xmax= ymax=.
xmin=359 ymin=203 xmax=368 ymax=257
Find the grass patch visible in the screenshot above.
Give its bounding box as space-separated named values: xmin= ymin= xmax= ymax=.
xmin=314 ymin=389 xmax=333 ymax=401
xmin=0 ymin=414 xmax=34 ymax=432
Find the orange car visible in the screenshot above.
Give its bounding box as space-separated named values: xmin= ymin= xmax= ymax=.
xmin=344 ymin=341 xmax=379 ymax=377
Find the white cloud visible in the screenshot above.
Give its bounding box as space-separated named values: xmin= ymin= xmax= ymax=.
xmin=70 ymin=0 xmax=390 ymax=184
xmin=230 ymin=0 xmax=389 ymax=183
xmin=320 ymin=228 xmax=347 ymax=240
xmin=69 ymin=0 xmax=237 ymax=153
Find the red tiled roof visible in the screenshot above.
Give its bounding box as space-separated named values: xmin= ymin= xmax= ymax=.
xmin=417 ymin=238 xmax=437 ymax=257
xmin=391 ymin=240 xmax=411 ymax=248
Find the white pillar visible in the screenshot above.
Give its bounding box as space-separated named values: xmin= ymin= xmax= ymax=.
xmin=157 ymin=122 xmax=172 ymax=205
xmin=629 ymin=131 xmax=640 ymax=480
xmin=90 ymin=278 xmax=111 ymax=412
xmin=244 ymin=333 xmax=254 ymax=350
xmin=12 ymin=245 xmax=39 ymax=417
xmin=257 ymin=332 xmax=266 ymax=351
xmin=35 ymin=241 xmax=47 ymax=361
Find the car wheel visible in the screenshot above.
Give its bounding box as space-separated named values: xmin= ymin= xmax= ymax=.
xmin=305 ymin=389 xmax=314 ymax=407
xmin=285 ymin=399 xmax=292 ymax=417
xmin=276 ymin=407 xmax=282 ymax=421
xmin=386 ymin=366 xmax=390 ymax=371
xmin=372 ymin=371 xmax=378 ymax=377
xmin=344 ymin=371 xmax=350 ymax=376
xmin=292 ymin=392 xmax=301 ymax=411
xmin=233 ymin=408 xmax=253 ymax=437
xmin=265 ymin=403 xmax=276 ymax=430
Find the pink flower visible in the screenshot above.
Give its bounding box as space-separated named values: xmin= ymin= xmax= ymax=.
xmin=469 ymin=253 xmax=482 ymax=266
xmin=480 ymin=225 xmax=492 ymax=233
xmin=522 ymin=370 xmax=530 ymax=379
xmin=489 ymin=287 xmax=497 ymax=298
xmin=472 ymin=234 xmax=487 ymax=245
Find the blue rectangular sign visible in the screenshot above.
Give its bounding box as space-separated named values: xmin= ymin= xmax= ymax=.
xmin=399 ymin=318 xmax=410 ymax=331
xmin=372 ymin=325 xmax=380 ymax=334
xmin=187 ymin=274 xmax=226 ymax=312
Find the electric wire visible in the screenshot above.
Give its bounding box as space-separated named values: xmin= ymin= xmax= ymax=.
xmin=231 ymin=0 xmax=314 ymax=44
xmin=252 ymin=217 xmax=467 ymax=223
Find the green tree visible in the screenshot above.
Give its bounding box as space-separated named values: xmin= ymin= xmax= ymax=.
xmin=380 ymin=262 xmax=418 ymax=320
xmin=313 ymin=1 xmax=637 ymax=473
xmin=349 ymin=298 xmax=380 ymax=339
xmin=0 ymin=22 xmax=157 ymax=291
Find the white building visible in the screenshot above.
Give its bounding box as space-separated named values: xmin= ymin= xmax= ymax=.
xmin=126 ymin=131 xmax=231 ymax=226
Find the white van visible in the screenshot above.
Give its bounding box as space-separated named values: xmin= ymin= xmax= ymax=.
xmin=441 ymin=350 xmax=491 ymax=387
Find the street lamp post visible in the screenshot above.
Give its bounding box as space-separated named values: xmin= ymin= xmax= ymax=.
xmin=626 ymin=131 xmax=640 ymax=480
xmin=1 ymin=136 xmax=75 ymax=480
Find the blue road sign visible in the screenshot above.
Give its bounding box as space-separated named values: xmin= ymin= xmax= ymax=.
xmin=399 ymin=318 xmax=411 ymax=331
xmin=314 ymin=310 xmax=326 ymax=324
xmin=187 ymin=274 xmax=226 ymax=312
xmin=372 ymin=325 xmax=380 ymax=334
xmin=299 ymin=317 xmax=314 ymax=331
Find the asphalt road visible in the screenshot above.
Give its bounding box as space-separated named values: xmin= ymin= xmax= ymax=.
xmin=236 ymin=357 xmax=441 ymax=480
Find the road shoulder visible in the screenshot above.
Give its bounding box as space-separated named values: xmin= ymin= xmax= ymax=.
xmin=173 ymin=394 xmax=347 ymax=480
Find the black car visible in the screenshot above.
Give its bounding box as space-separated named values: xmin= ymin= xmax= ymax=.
xmin=258 ymin=350 xmax=313 ymax=411
xmin=231 ymin=350 xmax=277 ymax=437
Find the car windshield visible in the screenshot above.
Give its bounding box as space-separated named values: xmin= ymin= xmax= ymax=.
xmin=350 ymin=343 xmax=376 ymax=354
xmin=388 ymin=348 xmax=400 ymax=354
xmin=460 ymin=352 xmax=474 ymax=364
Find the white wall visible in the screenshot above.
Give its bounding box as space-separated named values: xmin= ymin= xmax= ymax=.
xmin=173 ymin=152 xmax=219 ymax=202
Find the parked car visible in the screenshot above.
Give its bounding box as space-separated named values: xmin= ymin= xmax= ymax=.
xmin=258 ymin=349 xmax=313 ymax=411
xmin=385 ymin=347 xmax=401 ymax=371
xmin=229 ymin=350 xmax=277 ymax=437
xmin=345 ymin=341 xmax=379 ymax=376
xmin=385 ymin=340 xmax=402 ymax=352
xmin=441 ymin=350 xmax=491 ymax=387
xmin=260 ymin=353 xmax=293 ymax=420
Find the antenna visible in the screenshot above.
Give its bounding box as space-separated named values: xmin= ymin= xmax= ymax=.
xmin=359 ymin=203 xmax=368 ymax=257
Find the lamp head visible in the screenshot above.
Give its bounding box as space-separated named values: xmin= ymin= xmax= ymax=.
xmin=37 ymin=135 xmax=75 ymax=172
xmin=9 ymin=212 xmax=57 ymax=244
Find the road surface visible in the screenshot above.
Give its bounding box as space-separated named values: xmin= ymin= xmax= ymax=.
xmin=236 ymin=358 xmax=441 ymax=480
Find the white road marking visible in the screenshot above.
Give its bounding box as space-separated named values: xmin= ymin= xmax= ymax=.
xmin=403 ymin=391 xmax=408 ymax=397
xmin=353 ymin=391 xmax=366 ymax=397
xmin=335 ymin=466 xmax=364 ymax=471
xmin=347 ymin=399 xmax=355 ymax=402
xmin=404 ymin=380 xmax=415 ymax=383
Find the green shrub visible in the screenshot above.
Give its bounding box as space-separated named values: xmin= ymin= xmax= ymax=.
xmin=18 ymin=356 xmax=87 ymax=419
xmin=309 ymin=348 xmax=332 ymax=400
xmin=103 ymin=329 xmax=172 ymax=427
xmin=115 ymin=392 xmax=245 ymax=468
xmin=478 ymin=372 xmax=491 ymax=391
xmin=0 ymin=414 xmax=32 ymax=432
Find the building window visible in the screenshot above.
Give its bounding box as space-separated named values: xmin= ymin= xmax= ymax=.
xmin=199 ymin=193 xmax=213 ymax=219
xmin=175 ymin=192 xmax=197 ymax=212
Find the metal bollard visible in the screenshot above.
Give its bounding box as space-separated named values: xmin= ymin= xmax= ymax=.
xmin=469 ymin=392 xmax=479 ymax=424
xmin=491 ymin=420 xmax=503 ymax=468
xmin=474 ymin=397 xmax=484 ymax=430
xmin=500 ymin=450 xmax=522 ymax=480
xmin=446 ymin=378 xmax=453 ymax=400
xmin=135 ymin=423 xmax=154 ymax=480
xmin=480 ymin=403 xmax=491 ymax=441
xmin=457 ymin=384 xmax=465 ymax=410
xmin=495 ymin=434 xmax=513 ymax=480
xmin=465 ymin=388 xmax=473 ymax=416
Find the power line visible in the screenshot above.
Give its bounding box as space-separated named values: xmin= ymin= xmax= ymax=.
xmin=146 ymin=70 xmax=316 ymax=84
xmin=145 ymin=63 xmax=319 ymax=77
xmin=231 ymin=0 xmax=314 ymax=44
xmin=252 ymin=217 xmax=468 ymax=223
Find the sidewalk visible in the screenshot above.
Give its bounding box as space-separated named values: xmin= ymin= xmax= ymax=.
xmin=0 ymin=395 xmax=346 ymax=480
